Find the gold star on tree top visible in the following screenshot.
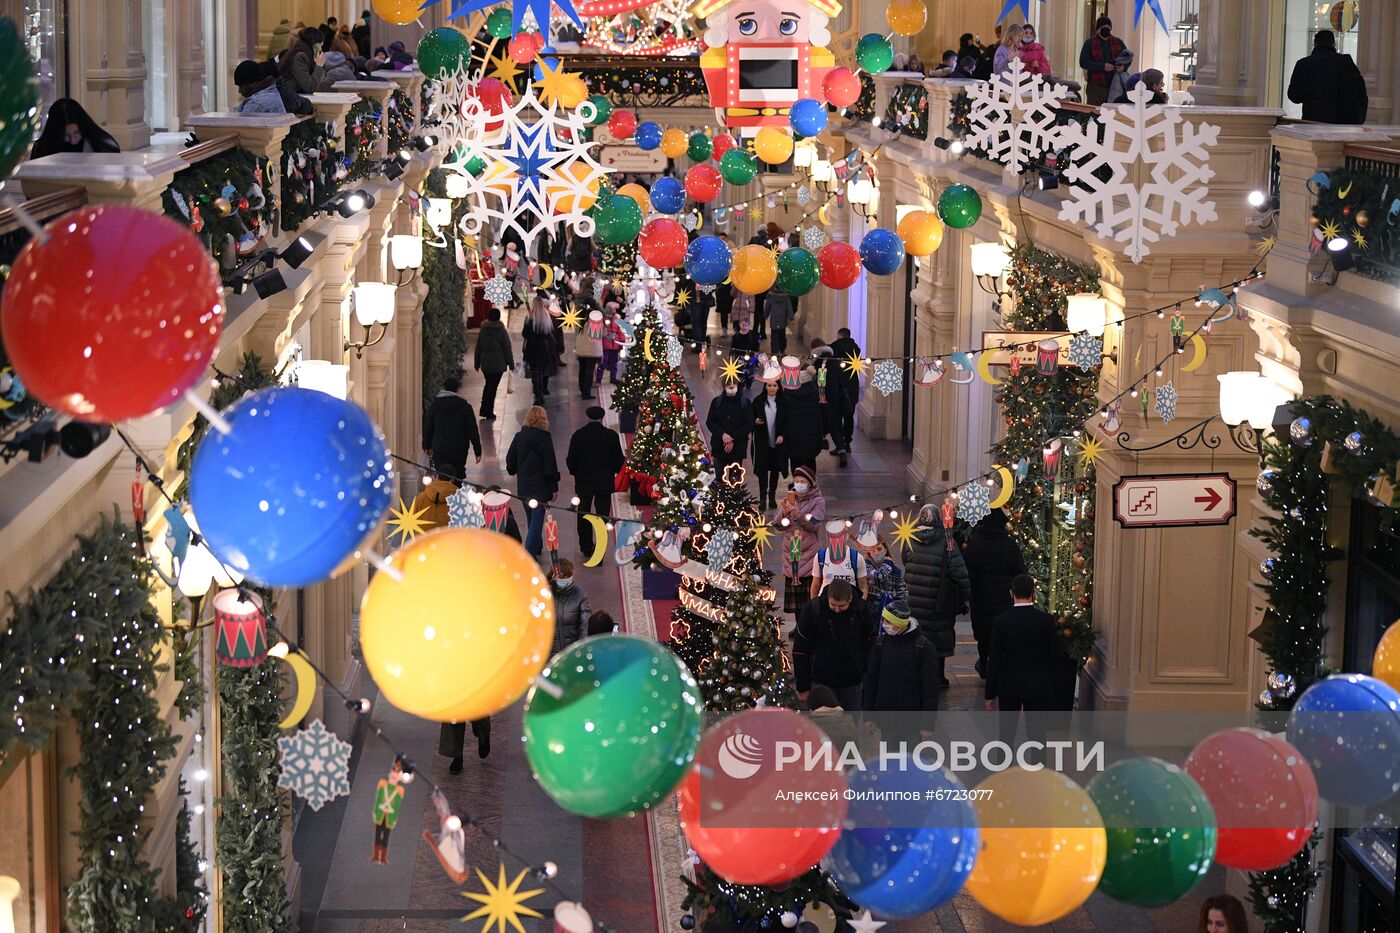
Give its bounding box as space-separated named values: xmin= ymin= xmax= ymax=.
xmin=1319 ymin=219 xmax=1341 ymax=242
xmin=748 ymin=515 xmax=776 ymax=550
xmin=890 ymin=513 xmax=920 ymax=552
xmin=841 ymin=351 xmax=868 ymax=378
xmin=534 ymin=59 xmax=581 ymax=110
xmin=558 ymin=306 xmax=584 ymax=331
xmin=387 ymin=497 xmax=430 ymax=543
xmin=675 ymin=288 xmax=691 ymax=309
xmin=488 ymin=51 xmax=522 ymax=84
xmin=719 ymin=355 xmax=744 ymax=384
xmin=461 ymin=865 xmax=544 ymax=933
xmin=1077 ymin=434 xmax=1104 ymax=469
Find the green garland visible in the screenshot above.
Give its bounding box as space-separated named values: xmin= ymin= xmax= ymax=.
xmin=992 ymin=244 xmax=1101 ymax=663
xmin=386 ymin=88 xmax=416 ymax=154
xmin=850 ymin=74 xmax=876 ymax=122
xmin=1311 ymin=166 xmax=1399 ymax=284
xmin=345 ymin=97 xmax=384 ymax=184
xmin=162 ymin=147 xmax=275 ymax=271
xmin=64 ymin=514 xmax=180 ymax=931
xmin=280 ymin=118 xmax=341 ymax=232
xmin=1248 ymin=830 xmax=1324 ymax=933
xmin=884 ymin=82 xmax=928 ymax=140
xmin=613 ymin=301 xmax=660 ymax=414
xmin=421 ymin=168 xmax=469 ymax=410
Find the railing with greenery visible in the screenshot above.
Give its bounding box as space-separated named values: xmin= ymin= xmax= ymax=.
xmin=948 ymin=91 xmax=1108 ymax=183
xmin=1312 ymin=145 xmax=1400 ymax=284
xmin=281 ymin=117 xmax=342 ymax=232
xmin=575 ymin=57 xmax=708 ymax=108
xmin=345 ymin=96 xmax=384 ymax=183
xmin=884 ymin=79 xmax=928 ymax=140
xmin=161 ymin=137 xmax=276 ymax=271
xmin=849 ymin=73 xmax=876 ymax=123
xmin=387 ymin=87 xmax=416 ymax=154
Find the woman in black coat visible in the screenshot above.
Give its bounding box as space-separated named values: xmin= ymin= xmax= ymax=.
xmin=962 ymin=508 xmax=1027 ymax=677
xmin=521 ymin=297 xmax=558 ymax=405
xmin=29 ymin=99 xmax=120 ymax=159
xmin=903 ymin=508 xmax=972 ymax=688
xmin=505 ymin=406 xmax=560 ymax=558
xmin=781 ymin=371 xmax=825 ymax=475
xmin=750 ymin=379 xmax=787 ymax=509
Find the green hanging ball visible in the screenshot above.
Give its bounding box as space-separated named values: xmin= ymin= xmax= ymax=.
xmin=486 ymin=9 xmax=514 ymax=39
xmin=585 ymin=94 xmax=613 ymax=126
xmin=0 ymin=18 xmax=39 ymax=182
xmin=1088 ymin=758 xmax=1217 ymax=908
xmin=937 ymin=183 xmax=983 ymax=229
xmin=719 ymin=148 xmax=757 ymax=186
xmin=855 ymin=33 xmax=895 ymax=74
xmin=687 ymin=132 xmax=712 ymax=163
xmin=417 ymin=28 xmax=471 ymax=80
xmin=594 ymin=194 xmax=644 ymax=244
xmin=465 ymin=155 xmax=486 ymax=176
xmin=523 ymin=635 xmax=703 ymax=818
xmin=776 ymin=246 xmax=819 ymax=296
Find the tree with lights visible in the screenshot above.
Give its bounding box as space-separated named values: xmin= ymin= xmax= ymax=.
xmin=616 ymin=317 xmax=698 ymax=504
xmin=612 ymin=298 xmax=662 ymax=414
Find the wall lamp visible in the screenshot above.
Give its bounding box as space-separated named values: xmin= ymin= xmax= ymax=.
xmin=970 ymin=241 xmax=1012 ymax=297
xmin=335 ymin=188 xmax=376 ymax=218
xmin=345 ymin=282 xmax=398 ymax=357
xmin=280 ymin=235 xmax=314 ymax=269
xmin=390 ymin=234 xmax=424 ymax=285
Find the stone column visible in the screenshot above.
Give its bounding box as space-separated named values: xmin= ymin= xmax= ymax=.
xmin=75 ymin=0 xmax=152 ymax=149
xmin=1190 ymin=0 xmax=1274 ymax=108
xmin=306 ymin=92 xmax=361 ymax=156
xmin=174 ymin=0 xmax=207 ymax=123
xmin=380 ymin=70 xmax=428 ymax=125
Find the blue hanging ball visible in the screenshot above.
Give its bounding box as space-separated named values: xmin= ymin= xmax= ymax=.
xmin=859 ymin=228 xmax=906 ymax=276
xmin=190 ymin=387 xmax=394 ymax=588
xmin=635 ymin=121 xmax=664 ymax=151
xmin=684 ymin=235 xmax=733 ymax=285
xmin=651 ymin=176 xmax=686 ymax=214
xmin=1287 ymin=673 xmax=1400 ymax=807
xmin=789 ymin=98 xmax=828 ymax=137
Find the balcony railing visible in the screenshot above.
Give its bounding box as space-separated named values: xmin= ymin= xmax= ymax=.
xmin=1320 ymin=144 xmax=1400 ymax=284
xmin=570 ymin=57 xmax=707 ymax=108
xmin=161 ymin=135 xmax=276 ymax=271
xmin=883 ymin=79 xmax=928 ymax=140
xmin=282 ymin=117 xmax=342 ymax=233
xmin=345 ymin=96 xmax=385 ymax=184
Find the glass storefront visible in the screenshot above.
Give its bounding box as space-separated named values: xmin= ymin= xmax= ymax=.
xmin=10 ymin=0 xmax=65 ymax=113
xmin=1283 ymin=0 xmax=1361 ymax=119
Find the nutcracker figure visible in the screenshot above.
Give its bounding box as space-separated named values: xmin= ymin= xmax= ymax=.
xmin=371 ymin=757 xmax=407 ymax=865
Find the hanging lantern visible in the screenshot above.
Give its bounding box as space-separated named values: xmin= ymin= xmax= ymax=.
xmin=212 ymin=588 xmax=268 ymax=667
xmin=1035 ymin=338 xmax=1061 ymax=376
xmin=780 ymin=355 xmax=803 ymax=389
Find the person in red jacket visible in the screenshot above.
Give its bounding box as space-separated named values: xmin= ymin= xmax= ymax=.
xmin=1017 ymin=24 xmax=1051 ymax=75
xmin=1079 ymin=16 xmax=1130 ymax=105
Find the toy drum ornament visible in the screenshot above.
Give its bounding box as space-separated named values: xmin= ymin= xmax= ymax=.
xmin=212 ymin=588 xmax=268 ymax=667
xmin=757 ymin=355 xmax=782 ymax=384
xmin=585 ymin=310 xmax=605 ymax=340
xmin=482 ymin=490 xmax=512 ymax=532
xmin=1036 ymin=338 xmax=1061 ymax=376
xmin=1043 ymin=438 xmax=1063 ymax=475
xmin=554 ymin=902 xmax=594 ymax=932
xmin=780 ymin=355 xmax=803 ymax=389
xmin=915 ymin=357 xmax=945 ymax=388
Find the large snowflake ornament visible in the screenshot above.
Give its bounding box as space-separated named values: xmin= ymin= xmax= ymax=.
xmin=706 ymin=529 xmax=735 ymax=569
xmin=277 ymin=719 xmax=352 ymax=812
xmin=801 ymin=227 xmax=826 ymax=250
xmin=1067 ymin=333 xmax=1104 ymax=371
xmin=1058 ymin=84 xmax=1220 ymax=263
xmin=871 ymin=360 xmax=903 ymax=397
xmin=666 ymin=334 xmax=684 ymax=368
xmin=447 ymin=485 xmax=485 ymax=528
xmin=957 ymin=481 xmax=993 ymax=526
xmin=1154 ymin=381 xmax=1179 ymax=424
xmin=964 ymin=59 xmax=1070 ymax=175
xmin=483 ymin=275 xmax=514 ymax=307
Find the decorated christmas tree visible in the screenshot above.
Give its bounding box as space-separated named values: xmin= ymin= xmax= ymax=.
xmin=600 ymin=238 xmax=638 ymax=282
xmin=616 ymin=319 xmax=697 ymax=503
xmin=694 ymin=547 xmax=793 ymax=711
xmin=612 ymin=299 xmax=662 ymax=414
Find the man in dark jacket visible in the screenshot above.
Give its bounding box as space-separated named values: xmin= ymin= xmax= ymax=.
xmin=260 ymin=60 xmax=313 ymax=115
xmin=352 ymin=10 xmax=372 ymax=58
xmin=810 ymin=340 xmax=851 ymax=468
xmin=962 ymin=509 xmax=1027 ymax=678
xmin=1287 ymin=30 xmax=1368 ymax=125
xmin=781 ymin=372 xmax=826 ymax=475
xmin=423 ymin=373 xmax=482 ymax=479
xmin=566 ymin=406 xmax=624 ymax=556
xmin=985 ymin=575 xmax=1063 ymax=763
xmin=794 ymin=579 xmax=870 ymax=711
xmin=1079 ymin=16 xmax=1129 ymax=106
xmin=706 ymin=383 xmax=752 ymax=471
xmin=862 ymin=599 xmax=938 ymax=740
xmin=827 ymin=327 xmax=861 ymax=457
xmin=903 ymin=509 xmax=972 ymax=688
xmin=473 ymin=308 xmax=515 ymax=420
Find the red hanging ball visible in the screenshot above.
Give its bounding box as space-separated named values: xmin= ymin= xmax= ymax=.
xmin=638 ymin=218 xmax=688 ymax=269
xmin=607 ymin=109 xmax=638 ymax=140
xmin=508 ymin=33 xmax=540 ymax=63
xmin=684 ymin=164 xmax=723 ymax=202
xmin=816 ymin=241 xmax=861 ymax=289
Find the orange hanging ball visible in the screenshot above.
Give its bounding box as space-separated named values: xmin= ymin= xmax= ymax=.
xmin=661 ymin=128 xmax=689 ymax=160
xmin=372 ymin=0 xmax=422 ymax=26
xmin=730 ymin=244 xmax=778 ymax=295
xmin=897 ymin=209 xmax=945 ymax=256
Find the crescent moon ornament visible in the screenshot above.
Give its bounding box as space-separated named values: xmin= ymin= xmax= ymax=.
xmin=644 ymin=329 xmax=655 ymax=362
xmin=539 ymin=263 xmax=556 ymax=290
xmin=988 ymin=465 xmax=1015 ymax=509
xmin=583 ymin=515 xmax=608 ymax=567
xmin=818 ymin=202 xmax=832 ymax=226
xmin=975 ymin=352 xmax=1002 ymax=386
xmin=1181 ymin=333 xmax=1207 ymax=373
xmin=278 ymin=650 xmax=317 ymax=730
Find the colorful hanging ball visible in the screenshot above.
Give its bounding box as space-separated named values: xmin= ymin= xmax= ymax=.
xmin=373 ymin=0 xmax=428 ymax=25
xmin=789 ymin=98 xmax=828 ymax=137
xmin=823 ymin=67 xmax=862 ymax=108
xmin=1372 ymin=619 xmax=1400 ymax=694
xmin=1087 ymin=758 xmax=1217 ymax=908
xmin=817 ymin=241 xmax=862 ymax=289
xmin=634 ymin=120 xmax=662 ymax=150
xmin=661 ymin=128 xmax=689 ymax=159
xmin=649 ymin=175 xmax=686 ymax=214
xmin=584 ymin=95 xmax=613 ymax=126
xmin=719 ymin=148 xmax=758 ymax=186
xmin=639 ymin=218 xmax=689 ymax=269
xmin=754 ymin=126 xmax=794 ymax=165
xmin=617 ymin=182 xmax=651 ymax=216
xmin=360 ymin=528 xmax=555 ymax=723
xmin=1 ymin=205 xmax=223 ymax=422
xmin=776 ymin=246 xmax=820 ymax=296
xmin=508 ymin=32 xmax=540 ymax=63
xmin=683 ymin=235 xmax=733 ymax=285
xmin=523 ymin=635 xmax=703 ymax=818
xmin=593 ymin=194 xmax=645 ymax=244
xmin=711 ymin=133 xmax=737 ymax=160
xmin=472 ymin=77 xmax=514 ymax=132
xmin=730 ymin=244 xmax=778 ymax=295
xmin=0 ymin=18 xmax=39 ymax=184
xmin=416 ymin=27 xmax=471 ymax=80
xmin=859 ymin=228 xmax=906 ymax=276
xmin=1287 ymin=674 xmax=1400 ymax=807
xmin=189 ymin=387 xmax=393 ymax=588
xmin=687 ymin=132 xmax=713 ymax=163
xmin=897 ymin=209 xmax=945 ymax=256
xmin=684 ymin=163 xmax=723 ymax=202
xmin=1184 ymin=728 xmax=1319 ymax=871
xmin=484 ymin=7 xmax=514 ymax=38
xmin=937 ymin=183 xmax=983 ymax=229
xmin=607 ymin=109 xmax=638 ymax=140
xmin=886 ymin=0 xmax=928 ymax=37
xmin=560 ymin=74 xmax=589 ymax=109
xmin=856 ymin=34 xmax=895 ymax=74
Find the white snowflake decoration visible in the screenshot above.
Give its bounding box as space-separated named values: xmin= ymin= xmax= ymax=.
xmin=796 ymin=185 xmax=810 ymax=206
xmin=801 ymin=227 xmax=826 ymax=250
xmin=870 ymin=360 xmax=903 ymax=397
xmin=706 ymin=528 xmax=736 ymax=569
xmin=682 ymin=212 xmax=700 ymax=231
xmin=1154 ymin=381 xmax=1179 ymax=424
xmin=964 ymin=59 xmax=1070 ymax=175
xmin=666 ymin=334 xmax=684 ymax=368
xmin=1068 ymin=333 xmax=1104 ymax=371
xmin=592 ymin=278 xmax=608 ymax=304
xmin=1058 ymin=84 xmax=1220 ymax=263
xmin=277 ymin=719 xmax=352 ymax=812
xmin=483 ymin=275 xmax=514 ymax=307
xmin=697 ymin=282 xmax=717 ymax=294
xmin=447 ymin=486 xmax=484 ymax=528
xmin=957 ymin=481 xmax=993 ymax=526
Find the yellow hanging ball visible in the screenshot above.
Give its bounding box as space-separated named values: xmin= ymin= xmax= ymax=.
xmin=886 ymin=0 xmax=928 ymax=37
xmin=963 ymin=767 xmax=1107 ymax=926
xmin=560 ymin=74 xmax=590 ymax=108
xmin=618 ymin=182 xmax=652 ymax=215
xmin=547 ymin=162 xmax=600 ymax=214
xmin=661 ymin=128 xmax=689 ymax=159
xmin=730 ymin=244 xmax=778 ymax=295
xmin=359 ymin=528 xmax=555 ymax=723
xmin=372 ymin=0 xmax=423 ymax=26
xmin=754 ymin=126 xmax=794 ymax=165
xmin=1373 ymin=619 xmax=1400 ymax=693
xmin=896 ymin=209 xmax=945 ymax=256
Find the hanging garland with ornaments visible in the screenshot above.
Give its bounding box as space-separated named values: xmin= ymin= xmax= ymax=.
xmin=162 ymin=148 xmax=276 ymax=271
xmin=344 ymin=97 xmax=384 ymax=184
xmin=1308 ymin=166 xmax=1400 ymax=283
xmin=386 ymin=88 xmax=417 ymax=155
xmin=883 ymin=81 xmax=929 ymax=139
xmin=280 ymin=118 xmax=340 ymax=232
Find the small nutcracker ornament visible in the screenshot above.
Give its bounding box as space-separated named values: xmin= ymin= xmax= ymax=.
xmin=1170 ymin=305 xmax=1186 ymax=352
xmin=371 ymin=757 xmax=408 ymax=864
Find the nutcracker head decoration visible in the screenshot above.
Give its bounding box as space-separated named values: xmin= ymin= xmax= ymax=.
xmin=693 ymin=0 xmax=842 ymax=131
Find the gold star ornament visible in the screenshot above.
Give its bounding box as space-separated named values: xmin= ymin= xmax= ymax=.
xmin=1077 ymin=434 xmax=1104 ymax=469
xmin=558 ymin=306 xmax=584 ymax=331
xmin=461 ymin=865 xmax=544 ymax=933
xmin=534 ymin=59 xmax=582 ymax=110
xmin=1254 ymin=235 xmax=1277 ymax=256
xmin=841 ymin=351 xmax=868 ymax=379
xmin=719 ymin=355 xmax=744 ymax=385
xmin=1318 ymin=219 xmax=1341 ymax=242
xmin=387 ymin=497 xmax=430 ymax=543
xmin=890 ymin=513 xmax=920 ymax=552
xmin=487 ymin=51 xmax=521 ymax=83
xmin=675 ymin=287 xmax=692 ymax=309
xmin=748 ymin=515 xmax=776 ymax=550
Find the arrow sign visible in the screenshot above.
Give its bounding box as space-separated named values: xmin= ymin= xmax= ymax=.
xmin=1113 ymin=473 xmax=1238 ymax=529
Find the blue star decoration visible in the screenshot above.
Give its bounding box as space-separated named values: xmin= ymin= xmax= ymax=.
xmin=1135 ymin=0 xmax=1170 ymax=33
xmin=424 ymin=0 xmax=584 ymax=34
xmin=996 ymin=0 xmax=1045 ymax=24
xmin=503 ymin=122 xmax=557 ymax=208
xmin=277 ymin=719 xmax=352 ymax=812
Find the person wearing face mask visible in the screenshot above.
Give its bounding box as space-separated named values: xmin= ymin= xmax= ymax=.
xmin=793 ymin=579 xmax=870 ymax=711
xmin=706 ymin=378 xmax=753 ymax=472
xmin=862 ymin=599 xmax=939 ymax=726
xmin=861 ymin=534 xmax=909 ymax=636
xmin=29 ymin=99 xmax=120 ymax=159
xmin=548 ymin=558 xmax=592 ymax=654
xmin=1016 ymin=25 xmax=1051 ymax=75
xmin=750 ymin=379 xmax=787 ymax=509
xmin=1079 ymin=16 xmax=1130 ymax=106
xmin=779 ymin=465 xmax=826 ymax=616
xmin=811 ymin=519 xmax=868 ymax=601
